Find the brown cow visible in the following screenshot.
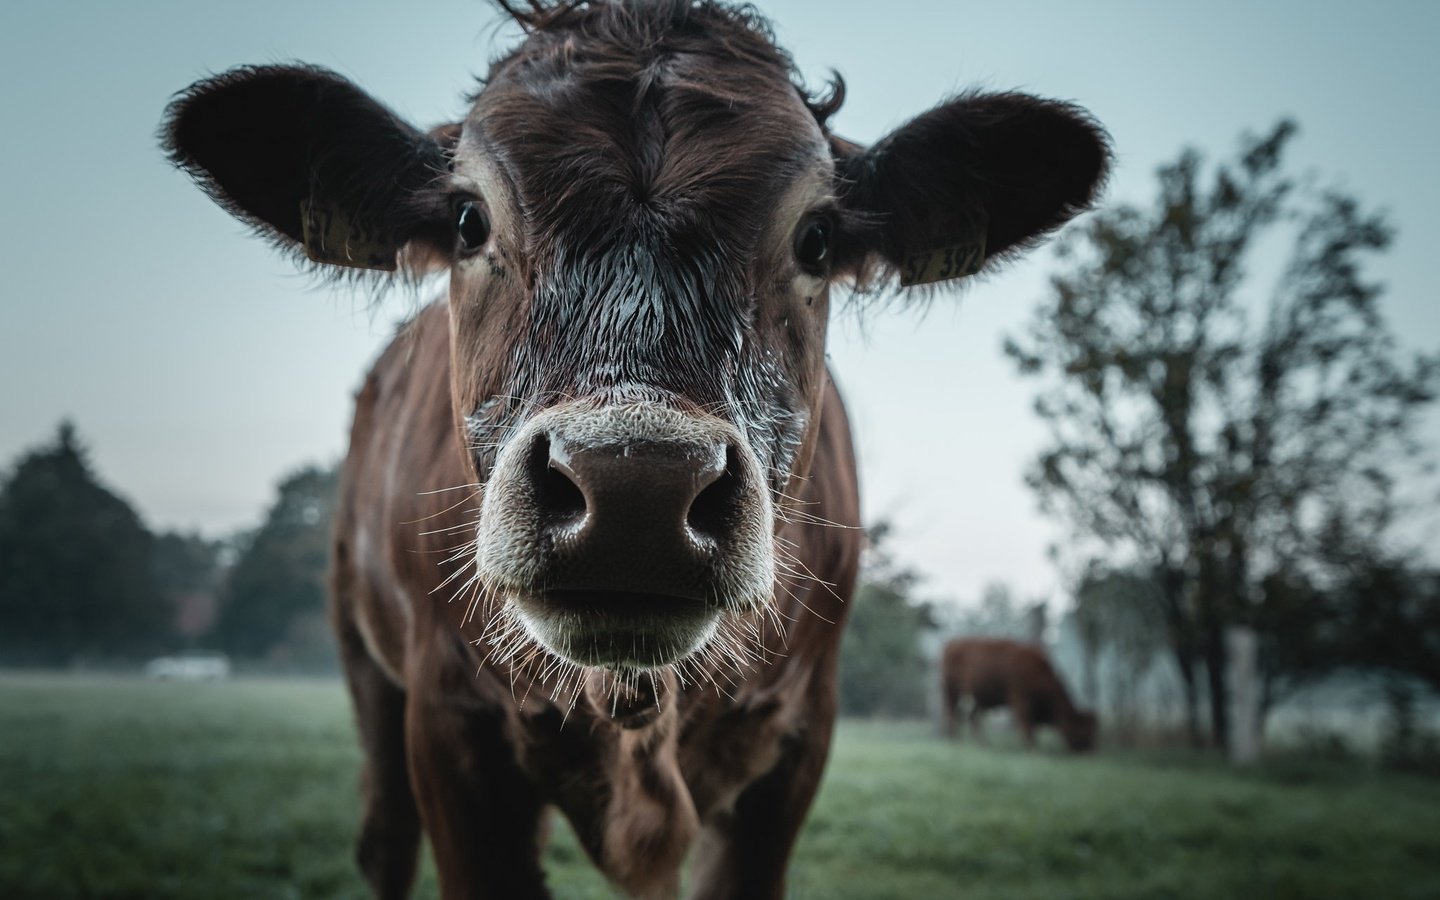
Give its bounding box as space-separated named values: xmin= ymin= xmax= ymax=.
xmin=163 ymin=1 xmax=1108 ymax=897
xmin=941 ymin=637 xmax=1098 ymax=752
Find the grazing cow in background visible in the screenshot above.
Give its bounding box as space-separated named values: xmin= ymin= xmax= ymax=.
xmin=941 ymin=637 xmax=1099 ymax=752
xmin=164 ymin=1 xmax=1108 ymax=896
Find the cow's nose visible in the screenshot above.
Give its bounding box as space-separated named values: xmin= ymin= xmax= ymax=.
xmin=528 ymin=433 xmax=742 ymax=598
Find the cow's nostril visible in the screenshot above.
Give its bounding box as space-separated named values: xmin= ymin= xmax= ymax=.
xmin=686 ymin=445 xmax=744 ymax=545
xmin=530 ymin=436 xmax=587 ymax=526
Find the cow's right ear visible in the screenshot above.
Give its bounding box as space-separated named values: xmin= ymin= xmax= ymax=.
xmin=163 ymin=65 xmax=453 ymax=274
xmin=829 ymin=92 xmax=1110 ymax=289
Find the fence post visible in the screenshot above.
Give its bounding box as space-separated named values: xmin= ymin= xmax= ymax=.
xmin=1027 ymin=602 xmax=1048 ymax=646
xmin=1227 ymin=626 xmax=1261 ymax=764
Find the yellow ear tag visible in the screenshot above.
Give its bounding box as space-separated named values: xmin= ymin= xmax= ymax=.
xmin=300 ymin=198 xmax=398 ymax=271
xmin=898 ymin=236 xmax=987 ymax=287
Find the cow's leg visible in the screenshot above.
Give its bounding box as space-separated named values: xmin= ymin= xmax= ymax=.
xmin=405 ymin=664 xmax=549 ymax=899
xmin=1010 ymin=693 xmax=1037 ymax=749
xmin=687 ymin=715 xmax=833 ymax=900
xmin=941 ymin=679 xmax=960 ymax=739
xmin=968 ymin=703 xmax=986 ymax=745
xmin=336 ymin=616 xmax=421 ymax=900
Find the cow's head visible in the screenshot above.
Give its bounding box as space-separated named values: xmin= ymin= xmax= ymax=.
xmin=165 ymin=0 xmax=1108 ymax=676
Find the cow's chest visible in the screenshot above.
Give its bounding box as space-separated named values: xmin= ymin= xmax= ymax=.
xmin=513 ymin=678 xmax=802 ymax=874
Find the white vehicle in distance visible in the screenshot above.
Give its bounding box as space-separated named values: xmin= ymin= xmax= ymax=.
xmin=144 ymin=651 xmax=232 ymax=681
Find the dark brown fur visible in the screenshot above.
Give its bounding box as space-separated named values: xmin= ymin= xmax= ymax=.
xmin=163 ymin=2 xmax=1109 ymax=896
xmin=332 ymin=305 xmax=859 ymax=897
xmin=940 ymin=638 xmax=1098 ymax=752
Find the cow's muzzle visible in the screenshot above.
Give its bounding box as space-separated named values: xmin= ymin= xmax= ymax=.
xmin=476 ymin=401 xmax=774 ymax=669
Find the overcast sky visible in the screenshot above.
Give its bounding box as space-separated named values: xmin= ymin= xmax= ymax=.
xmin=2 ymin=0 xmax=1437 ymax=608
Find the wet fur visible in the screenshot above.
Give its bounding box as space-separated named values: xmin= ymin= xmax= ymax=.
xmin=165 ymin=1 xmax=1110 ymax=896
xmin=332 ymin=304 xmax=860 ymax=897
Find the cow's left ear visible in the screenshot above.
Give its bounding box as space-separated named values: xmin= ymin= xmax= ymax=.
xmin=831 ymin=92 xmax=1110 ymax=287
xmin=163 ymin=65 xmax=454 ymax=275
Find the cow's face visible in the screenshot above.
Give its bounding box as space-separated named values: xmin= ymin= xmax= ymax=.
xmin=164 ymin=0 xmax=1109 ymax=673
xmin=443 ymin=10 xmax=842 ymax=671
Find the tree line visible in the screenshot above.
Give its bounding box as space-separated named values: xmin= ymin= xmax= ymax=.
xmin=3 ymin=120 xmax=1435 ymax=745
xmin=836 ymin=120 xmax=1440 ymax=746
xmin=1009 ymin=120 xmax=1440 ymax=752
xmin=0 ymin=421 xmax=938 ymax=705
xmin=0 ymin=423 xmax=337 ymax=668
xmin=0 ymin=420 xmax=944 ymax=708
xmin=0 ymin=419 xmax=934 ymax=710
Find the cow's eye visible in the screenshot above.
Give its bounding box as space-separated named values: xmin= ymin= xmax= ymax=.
xmin=456 ymin=201 xmax=491 ymax=252
xmin=794 ymin=217 xmax=831 ymax=273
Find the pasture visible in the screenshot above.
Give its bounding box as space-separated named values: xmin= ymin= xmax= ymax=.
xmin=2 ymin=674 xmax=1437 ymax=899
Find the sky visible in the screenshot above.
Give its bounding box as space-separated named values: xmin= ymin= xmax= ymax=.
xmin=1 ymin=0 xmax=1437 ymax=609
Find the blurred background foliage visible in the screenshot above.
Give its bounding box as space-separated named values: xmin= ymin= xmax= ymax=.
xmin=1 ymin=119 xmax=1437 ymax=765
xmin=0 ymin=423 xmax=339 ymax=672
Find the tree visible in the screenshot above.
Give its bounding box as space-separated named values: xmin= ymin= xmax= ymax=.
xmin=1319 ymin=542 xmax=1440 ymax=771
xmin=946 ymin=582 xmax=1035 ymax=641
xmin=1349 ymin=569 xmax=1440 ymax=695
xmin=0 ymin=422 xmax=169 ymax=664
xmin=1070 ymin=563 xmax=1168 ymax=736
xmin=1316 ymin=520 xmax=1440 ymax=695
xmin=152 ymin=530 xmax=226 ymax=643
xmin=210 ymin=463 xmax=338 ymax=660
xmin=1006 ymin=121 xmax=1440 ymax=751
xmin=837 ymin=523 xmax=937 ymax=717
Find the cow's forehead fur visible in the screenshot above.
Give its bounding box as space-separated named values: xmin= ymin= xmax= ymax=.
xmin=465 ymin=0 xmax=838 ymax=265
xmin=449 ymin=0 xmax=839 ymax=487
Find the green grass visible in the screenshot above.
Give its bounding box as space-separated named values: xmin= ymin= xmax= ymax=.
xmin=2 ymin=674 xmax=1438 ymax=899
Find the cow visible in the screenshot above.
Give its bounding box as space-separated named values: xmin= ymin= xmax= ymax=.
xmin=162 ymin=1 xmax=1109 ymax=896
xmin=941 ymin=637 xmax=1098 ymax=752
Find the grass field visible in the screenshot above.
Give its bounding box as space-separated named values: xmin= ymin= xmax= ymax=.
xmin=2 ymin=674 xmax=1438 ymax=899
